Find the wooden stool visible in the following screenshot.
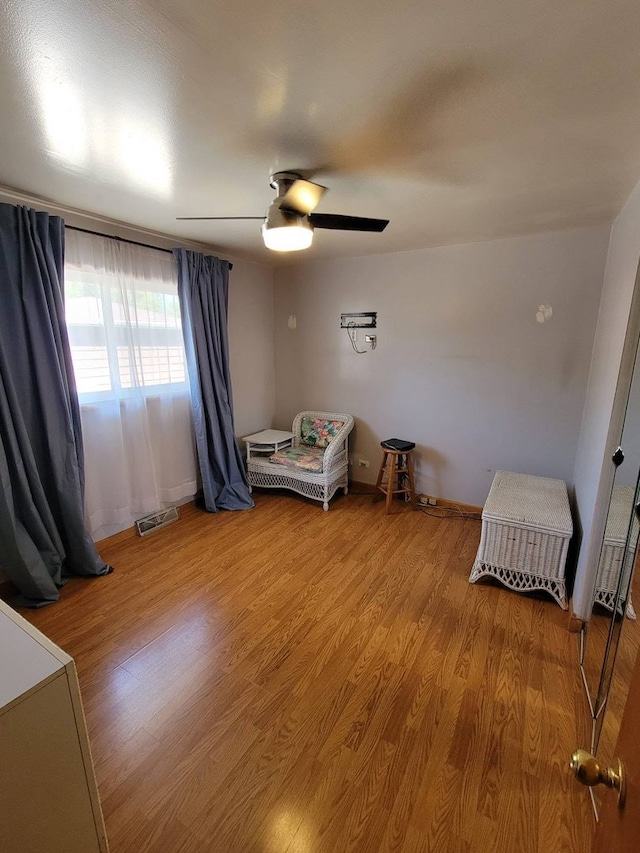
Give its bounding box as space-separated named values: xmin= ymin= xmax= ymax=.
xmin=375 ymin=443 xmax=417 ymax=514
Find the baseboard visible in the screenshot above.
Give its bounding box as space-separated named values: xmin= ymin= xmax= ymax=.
xmin=423 ymin=496 xmax=482 ymax=515
xmin=349 ymin=480 xmax=482 ymax=515
xmin=349 ymin=479 xmax=377 ymax=494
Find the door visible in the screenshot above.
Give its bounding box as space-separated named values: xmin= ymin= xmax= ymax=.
xmin=592 ymin=630 xmax=640 ymax=851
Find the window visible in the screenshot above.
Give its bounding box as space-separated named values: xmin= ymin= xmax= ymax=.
xmin=64 ymin=235 xmax=189 ymax=401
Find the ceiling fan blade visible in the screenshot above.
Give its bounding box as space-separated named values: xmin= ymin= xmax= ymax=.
xmin=279 ymin=179 xmax=327 ymax=215
xmin=309 ymin=213 xmax=389 ymax=232
xmin=176 ymin=216 xmax=264 ymax=221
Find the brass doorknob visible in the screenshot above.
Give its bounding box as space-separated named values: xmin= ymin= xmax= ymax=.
xmin=570 ymin=749 xmax=626 ymax=807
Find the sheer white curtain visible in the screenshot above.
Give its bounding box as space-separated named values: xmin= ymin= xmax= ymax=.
xmin=65 ymin=230 xmax=198 ymax=540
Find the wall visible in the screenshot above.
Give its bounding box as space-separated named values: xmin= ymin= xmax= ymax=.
xmin=227 ymin=260 xmax=275 ymax=437
xmin=572 ymin=181 xmax=640 ymax=620
xmin=274 ymin=226 xmax=609 ymax=507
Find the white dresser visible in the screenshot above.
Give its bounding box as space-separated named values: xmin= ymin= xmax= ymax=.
xmin=0 ymin=599 xmax=108 ymax=852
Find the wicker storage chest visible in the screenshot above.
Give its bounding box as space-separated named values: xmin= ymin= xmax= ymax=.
xmin=469 ymin=470 xmax=573 ymax=609
xmin=595 ymin=484 xmax=637 ymax=618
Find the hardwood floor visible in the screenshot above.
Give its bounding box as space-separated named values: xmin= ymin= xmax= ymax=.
xmin=19 ymin=493 xmax=594 ymax=852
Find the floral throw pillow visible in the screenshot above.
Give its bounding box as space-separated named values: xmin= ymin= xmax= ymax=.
xmin=300 ymin=416 xmax=344 ymax=449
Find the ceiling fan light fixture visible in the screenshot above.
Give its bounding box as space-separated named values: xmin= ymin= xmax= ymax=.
xmin=262 ymin=202 xmax=313 ymax=252
xmin=262 ymin=223 xmax=314 ymax=252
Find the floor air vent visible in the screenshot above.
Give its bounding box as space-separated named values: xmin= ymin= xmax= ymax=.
xmin=135 ymin=506 xmax=180 ymax=537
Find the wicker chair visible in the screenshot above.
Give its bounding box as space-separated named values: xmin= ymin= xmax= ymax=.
xmin=247 ymin=411 xmax=354 ymax=510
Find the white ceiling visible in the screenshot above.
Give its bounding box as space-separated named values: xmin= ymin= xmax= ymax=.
xmin=2 ymin=0 xmax=640 ymax=264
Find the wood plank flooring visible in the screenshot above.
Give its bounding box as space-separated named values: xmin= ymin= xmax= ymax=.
xmin=18 ymin=493 xmax=594 ymax=852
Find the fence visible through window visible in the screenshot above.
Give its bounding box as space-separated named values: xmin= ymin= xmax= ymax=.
xmin=64 ymin=274 xmax=188 ymax=399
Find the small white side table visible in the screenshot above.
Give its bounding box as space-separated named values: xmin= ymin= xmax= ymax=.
xmin=243 ymin=431 xmax=295 ymax=494
xmin=243 ymin=429 xmax=295 ymax=462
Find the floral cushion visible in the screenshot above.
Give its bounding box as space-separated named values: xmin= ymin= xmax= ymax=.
xmin=269 ymin=445 xmax=325 ymax=473
xmin=300 ymin=417 xmax=344 ymax=449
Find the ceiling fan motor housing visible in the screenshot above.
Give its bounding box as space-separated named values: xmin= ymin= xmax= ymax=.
xmin=264 ymin=200 xmax=312 ymax=231
xmin=269 ymin=171 xmax=304 ymax=197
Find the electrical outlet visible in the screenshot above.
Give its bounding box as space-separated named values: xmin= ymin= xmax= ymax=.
xmin=358 ymin=459 xmax=370 ymax=468
xmin=418 ymin=494 xmax=437 ymax=506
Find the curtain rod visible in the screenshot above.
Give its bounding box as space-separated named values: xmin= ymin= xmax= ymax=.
xmin=65 ymin=224 xmax=233 ymax=269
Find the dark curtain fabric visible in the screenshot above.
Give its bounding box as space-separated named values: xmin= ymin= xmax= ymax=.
xmin=0 ymin=204 xmax=111 ymax=606
xmin=174 ymin=249 xmax=253 ymax=512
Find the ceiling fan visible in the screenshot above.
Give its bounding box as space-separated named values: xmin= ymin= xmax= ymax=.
xmin=177 ymin=171 xmax=389 ymax=252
